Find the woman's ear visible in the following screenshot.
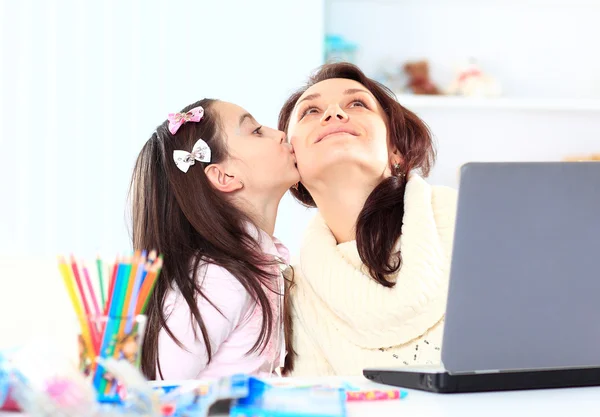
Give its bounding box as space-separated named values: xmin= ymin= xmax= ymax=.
xmin=204 ymin=164 xmax=244 ymax=193
xmin=389 ymin=148 xmax=404 ymax=167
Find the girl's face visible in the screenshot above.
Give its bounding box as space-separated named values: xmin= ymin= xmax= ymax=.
xmin=214 ymin=101 xmax=299 ymax=197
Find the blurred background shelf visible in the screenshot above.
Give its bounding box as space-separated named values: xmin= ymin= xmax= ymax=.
xmin=394 ymin=95 xmax=600 ymax=112
xmin=326 ymin=0 xmax=600 ymax=191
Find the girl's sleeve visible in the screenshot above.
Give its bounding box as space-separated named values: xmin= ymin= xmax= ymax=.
xmin=156 ymin=264 xmax=253 ymax=380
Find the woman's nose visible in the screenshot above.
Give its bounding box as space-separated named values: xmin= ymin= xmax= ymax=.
xmin=320 ymin=104 xmax=349 ymax=125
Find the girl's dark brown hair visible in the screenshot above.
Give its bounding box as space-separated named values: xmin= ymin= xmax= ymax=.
xmin=278 ymin=63 xmax=436 ymax=288
xmin=130 ymin=99 xmax=294 ymax=378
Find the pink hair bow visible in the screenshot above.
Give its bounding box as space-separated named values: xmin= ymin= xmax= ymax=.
xmin=168 ymin=106 xmax=204 ymax=135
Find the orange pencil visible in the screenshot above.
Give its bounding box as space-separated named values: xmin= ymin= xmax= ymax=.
xmin=133 ymin=251 xmax=156 ymax=314
xmin=136 ymin=255 xmax=163 ymax=315
xmin=118 ymin=251 xmax=142 ymax=335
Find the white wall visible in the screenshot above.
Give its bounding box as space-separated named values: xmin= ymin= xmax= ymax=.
xmin=412 ymin=105 xmax=600 ymax=188
xmin=327 ymin=0 xmax=600 ymax=99
xmin=0 ymin=0 xmax=322 ymax=259
xmin=0 ymin=0 xmax=323 ymax=349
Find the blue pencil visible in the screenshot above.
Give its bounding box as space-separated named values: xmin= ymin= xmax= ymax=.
xmin=93 ymin=260 xmax=128 ymax=391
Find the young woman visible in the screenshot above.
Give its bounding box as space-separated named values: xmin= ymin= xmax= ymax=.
xmin=279 ymin=63 xmax=458 ymax=376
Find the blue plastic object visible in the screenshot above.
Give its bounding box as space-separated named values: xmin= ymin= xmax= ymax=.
xmin=231 ymin=377 xmax=347 ymax=417
xmin=0 ymin=353 xmax=9 ymax=408
xmin=324 ymin=34 xmax=358 ymax=64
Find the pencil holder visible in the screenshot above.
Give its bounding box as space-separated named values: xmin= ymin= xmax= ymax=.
xmin=78 ymin=314 xmax=147 ymax=402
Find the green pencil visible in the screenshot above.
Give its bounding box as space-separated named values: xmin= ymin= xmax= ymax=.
xmin=96 ymin=257 xmax=106 ymax=308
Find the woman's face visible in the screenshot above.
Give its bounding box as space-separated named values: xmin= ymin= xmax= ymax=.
xmin=287 ymin=78 xmax=391 ymax=186
xmin=215 ymin=101 xmax=299 ymax=195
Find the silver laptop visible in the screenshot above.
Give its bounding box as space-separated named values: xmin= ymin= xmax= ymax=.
xmin=364 ymin=162 xmax=600 ymax=393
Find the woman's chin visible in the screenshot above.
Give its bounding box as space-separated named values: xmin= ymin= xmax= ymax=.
xmin=299 ymin=154 xmax=384 ymax=181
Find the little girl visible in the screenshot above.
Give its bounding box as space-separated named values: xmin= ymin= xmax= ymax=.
xmin=129 ymin=99 xmax=299 ymax=380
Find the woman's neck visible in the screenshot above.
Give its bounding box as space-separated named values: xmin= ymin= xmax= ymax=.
xmin=309 ymin=178 xmax=378 ymax=244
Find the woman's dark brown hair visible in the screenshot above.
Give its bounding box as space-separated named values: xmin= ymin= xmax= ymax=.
xmin=130 ymin=99 xmax=293 ymax=378
xmin=278 ymin=63 xmax=436 ymax=288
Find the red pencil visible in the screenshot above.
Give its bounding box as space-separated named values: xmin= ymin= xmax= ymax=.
xmin=104 ymin=256 xmax=119 ymax=315
xmin=82 ymin=263 xmax=101 ymax=316
xmin=69 ymin=255 xmax=100 ymax=350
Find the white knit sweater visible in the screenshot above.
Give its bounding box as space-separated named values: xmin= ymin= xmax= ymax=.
xmin=290 ymin=175 xmax=457 ymax=376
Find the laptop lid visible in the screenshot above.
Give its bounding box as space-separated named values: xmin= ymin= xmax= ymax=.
xmin=441 ymin=162 xmax=600 ymax=374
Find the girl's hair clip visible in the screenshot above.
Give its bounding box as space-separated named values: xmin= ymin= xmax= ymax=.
xmin=173 ymin=139 xmax=211 ymax=173
xmin=168 ymin=106 xmax=204 ymax=135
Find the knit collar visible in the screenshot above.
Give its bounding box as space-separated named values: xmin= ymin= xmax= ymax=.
xmin=297 ymin=175 xmax=452 ymax=348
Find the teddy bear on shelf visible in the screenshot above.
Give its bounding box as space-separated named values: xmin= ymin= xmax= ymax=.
xmin=403 ymin=60 xmax=442 ymax=95
xmin=446 ymin=59 xmax=501 ymax=97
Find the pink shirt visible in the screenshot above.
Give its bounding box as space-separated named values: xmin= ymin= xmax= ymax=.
xmin=156 ymin=227 xmax=289 ymax=380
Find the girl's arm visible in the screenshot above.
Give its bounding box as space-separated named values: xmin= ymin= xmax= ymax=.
xmin=157 ymin=264 xmax=253 ymax=379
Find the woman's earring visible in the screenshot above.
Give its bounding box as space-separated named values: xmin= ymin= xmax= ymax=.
xmin=393 ymin=163 xmax=406 ymax=178
xmin=292 ymin=182 xmax=299 ymax=191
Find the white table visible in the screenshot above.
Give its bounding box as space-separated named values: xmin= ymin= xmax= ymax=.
xmin=3 ymin=377 xmax=599 ymax=417
xmin=343 ymin=378 xmax=600 ymax=417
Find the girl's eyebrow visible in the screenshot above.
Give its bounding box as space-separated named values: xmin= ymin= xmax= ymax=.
xmin=238 ymin=113 xmax=257 ymax=127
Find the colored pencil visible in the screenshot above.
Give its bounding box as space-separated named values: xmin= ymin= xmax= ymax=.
xmin=137 ymin=255 xmax=163 ymax=315
xmin=58 ymin=250 xmax=164 ymax=397
xmin=125 ymin=251 xmax=147 ymax=333
xmin=57 ymin=257 xmax=96 ymax=358
xmin=69 ymin=256 xmax=100 ymax=349
xmin=94 ymin=259 xmax=129 ymax=392
xmin=82 ymin=263 xmax=101 ymax=316
xmin=82 ymin=262 xmax=102 ymax=348
xmin=69 ymin=255 xmax=92 ymax=316
xmin=104 ymin=257 xmax=119 ymax=316
xmin=96 ymin=256 xmax=106 ymax=308
xmin=118 ymin=251 xmax=141 ymax=335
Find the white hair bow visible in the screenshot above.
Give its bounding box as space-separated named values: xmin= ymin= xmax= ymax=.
xmin=172 ymin=138 xmax=211 ymax=173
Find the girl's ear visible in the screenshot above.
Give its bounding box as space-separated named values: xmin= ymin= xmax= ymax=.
xmin=204 ymin=164 xmax=243 ymax=193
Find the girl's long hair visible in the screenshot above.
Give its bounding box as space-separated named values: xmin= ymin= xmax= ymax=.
xmin=130 ymin=99 xmax=294 ymax=378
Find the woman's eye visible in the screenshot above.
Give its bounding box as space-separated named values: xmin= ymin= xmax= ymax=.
xmin=350 ymin=100 xmax=367 ymax=108
xmin=301 ymin=107 xmax=319 ymax=118
xmin=253 ymin=126 xmax=263 ymax=135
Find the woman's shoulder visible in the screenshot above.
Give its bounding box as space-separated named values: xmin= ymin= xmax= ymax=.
xmin=431 ymin=184 xmax=458 ymax=203
xmin=429 ymin=185 xmax=458 ymax=253
xmin=431 ymin=184 xmax=458 ymax=216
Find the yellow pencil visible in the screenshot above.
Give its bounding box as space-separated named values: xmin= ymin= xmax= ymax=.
xmin=57 ymin=257 xmax=96 ymax=358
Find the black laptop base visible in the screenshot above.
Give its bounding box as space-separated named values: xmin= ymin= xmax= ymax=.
xmin=363 ymin=367 xmax=600 ymax=394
